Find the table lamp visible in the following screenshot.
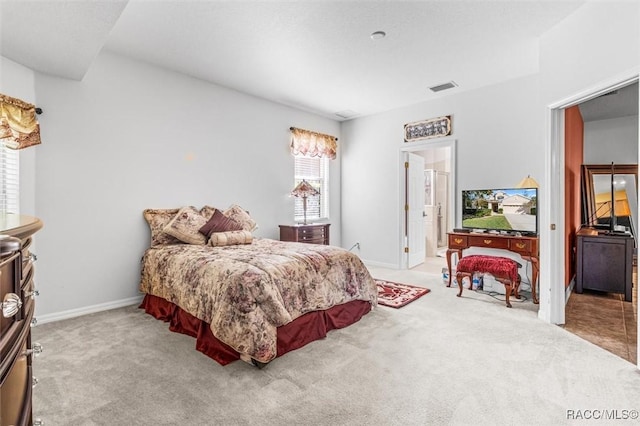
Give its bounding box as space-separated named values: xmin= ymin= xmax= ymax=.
xmin=291 ymin=179 xmax=320 ymax=225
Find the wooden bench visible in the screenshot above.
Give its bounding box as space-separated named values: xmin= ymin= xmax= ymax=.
xmin=453 ymin=255 xmax=521 ymax=308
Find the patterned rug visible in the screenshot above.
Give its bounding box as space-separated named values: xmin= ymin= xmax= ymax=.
xmin=375 ymin=279 xmax=430 ymax=308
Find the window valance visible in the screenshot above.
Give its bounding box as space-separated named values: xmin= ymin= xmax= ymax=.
xmin=0 ymin=93 xmax=41 ymax=150
xmin=289 ymin=127 xmax=337 ymax=160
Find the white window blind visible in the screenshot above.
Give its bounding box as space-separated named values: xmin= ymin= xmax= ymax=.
xmin=294 ymin=156 xmax=329 ymax=221
xmin=0 ymin=143 xmax=19 ymax=213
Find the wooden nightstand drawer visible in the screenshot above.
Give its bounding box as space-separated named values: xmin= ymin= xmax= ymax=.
xmin=279 ymin=224 xmax=330 ymax=245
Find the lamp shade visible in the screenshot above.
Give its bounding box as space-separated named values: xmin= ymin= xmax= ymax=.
xmin=291 ymin=179 xmax=320 ymax=198
xmin=516 ymin=175 xmax=539 ymax=189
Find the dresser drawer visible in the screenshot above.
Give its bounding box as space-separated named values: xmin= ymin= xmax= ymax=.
xmin=468 ymin=235 xmax=509 ymax=250
xmin=0 ymin=337 xmax=31 ymax=426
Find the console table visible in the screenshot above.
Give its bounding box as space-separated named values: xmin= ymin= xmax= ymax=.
xmin=446 ymin=232 xmax=540 ymax=303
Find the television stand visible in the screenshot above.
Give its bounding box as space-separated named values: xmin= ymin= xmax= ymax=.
xmin=575 ymin=226 xmax=633 ymax=301
xmin=446 ymin=231 xmax=540 ymax=304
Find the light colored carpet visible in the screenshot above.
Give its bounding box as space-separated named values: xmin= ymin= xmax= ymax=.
xmin=32 ymin=267 xmax=640 ymax=425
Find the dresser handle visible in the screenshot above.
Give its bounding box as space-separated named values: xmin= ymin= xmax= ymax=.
xmin=454 ymin=238 xmax=463 ymax=244
xmin=1 ymin=293 xmax=22 ymax=318
xmin=25 ymin=289 xmax=40 ymax=299
xmin=23 ymin=342 xmax=43 ymax=357
xmin=515 ymin=243 xmax=526 ymax=249
xmin=483 ymin=239 xmax=492 ymax=245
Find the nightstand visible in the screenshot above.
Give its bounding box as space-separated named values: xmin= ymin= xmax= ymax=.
xmin=279 ymin=223 xmax=330 ymax=245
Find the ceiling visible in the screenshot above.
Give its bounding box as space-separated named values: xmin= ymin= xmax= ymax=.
xmin=0 ymin=1 xmax=596 ymax=120
xmin=578 ymin=82 xmax=639 ymax=122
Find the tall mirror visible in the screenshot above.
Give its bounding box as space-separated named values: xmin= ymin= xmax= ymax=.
xmin=581 ymin=163 xmax=638 ymax=246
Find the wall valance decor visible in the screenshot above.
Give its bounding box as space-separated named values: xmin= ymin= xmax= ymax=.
xmin=0 ymin=93 xmax=42 ymax=150
xmin=404 ymin=115 xmax=451 ymax=142
xmin=289 ymin=127 xmax=337 ymax=160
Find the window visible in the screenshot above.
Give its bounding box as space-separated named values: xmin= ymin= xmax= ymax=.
xmin=294 ymin=155 xmax=329 ymax=221
xmin=0 ymin=143 xmax=19 ymax=213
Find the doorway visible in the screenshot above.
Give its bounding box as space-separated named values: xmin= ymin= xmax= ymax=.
xmin=401 ymin=139 xmax=456 ymax=271
xmin=547 ymin=73 xmax=639 ymax=368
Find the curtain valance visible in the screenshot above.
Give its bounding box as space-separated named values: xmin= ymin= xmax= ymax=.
xmin=0 ymin=93 xmax=41 ymax=150
xmin=289 ymin=127 xmax=337 ymax=160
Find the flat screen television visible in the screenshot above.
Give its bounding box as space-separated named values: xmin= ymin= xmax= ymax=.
xmin=461 ymin=188 xmax=538 ymax=235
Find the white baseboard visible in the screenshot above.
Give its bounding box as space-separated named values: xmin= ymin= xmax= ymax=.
xmin=363 ymin=259 xmax=399 ymax=269
xmin=35 ymin=295 xmax=144 ymax=325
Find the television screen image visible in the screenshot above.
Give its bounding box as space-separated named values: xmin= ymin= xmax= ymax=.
xmin=462 ymin=188 xmax=538 ymax=234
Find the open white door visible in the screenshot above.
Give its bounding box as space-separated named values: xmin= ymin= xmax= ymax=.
xmin=407 ymin=152 xmax=425 ymax=268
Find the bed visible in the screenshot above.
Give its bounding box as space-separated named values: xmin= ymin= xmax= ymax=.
xmin=139 ymin=206 xmax=377 ymax=367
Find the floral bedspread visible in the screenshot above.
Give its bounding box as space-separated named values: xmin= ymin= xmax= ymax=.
xmin=139 ymin=238 xmax=377 ymax=363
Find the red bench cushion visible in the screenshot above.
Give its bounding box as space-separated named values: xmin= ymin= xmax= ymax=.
xmin=456 ymin=255 xmax=519 ymax=283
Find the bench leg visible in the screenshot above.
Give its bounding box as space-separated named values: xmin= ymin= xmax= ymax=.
xmin=456 ymin=272 xmax=471 ymax=298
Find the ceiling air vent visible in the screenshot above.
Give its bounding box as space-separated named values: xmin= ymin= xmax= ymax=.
xmin=429 ymin=81 xmax=458 ymax=93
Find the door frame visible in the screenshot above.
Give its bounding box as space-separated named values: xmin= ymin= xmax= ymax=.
xmin=399 ymin=138 xmax=457 ymax=269
xmin=545 ymin=71 xmax=639 ymax=330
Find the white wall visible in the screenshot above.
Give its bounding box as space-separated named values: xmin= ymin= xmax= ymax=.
xmin=537 ymin=0 xmax=639 ymax=324
xmin=30 ymin=51 xmax=341 ymax=318
xmin=583 ymin=115 xmax=639 ymax=164
xmin=341 ymin=74 xmax=542 ymax=268
xmin=0 ymin=56 xmax=37 ymax=215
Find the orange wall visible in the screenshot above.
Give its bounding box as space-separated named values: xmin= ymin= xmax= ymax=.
xmin=564 ymin=106 xmax=584 ymax=287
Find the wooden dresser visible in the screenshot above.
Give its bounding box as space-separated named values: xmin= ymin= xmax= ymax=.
xmin=0 ymin=214 xmax=43 ymax=426
xmin=446 ymin=231 xmax=539 ymax=303
xmin=279 ymin=223 xmax=330 ymax=245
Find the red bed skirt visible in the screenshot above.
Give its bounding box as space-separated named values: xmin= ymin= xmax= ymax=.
xmin=139 ymin=294 xmax=372 ymax=366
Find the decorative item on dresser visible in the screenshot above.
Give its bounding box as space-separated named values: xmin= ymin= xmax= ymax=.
xmin=446 ymin=231 xmax=539 ymax=304
xmin=0 ymin=214 xmax=43 ymax=426
xmin=279 ymin=223 xmax=330 ymax=245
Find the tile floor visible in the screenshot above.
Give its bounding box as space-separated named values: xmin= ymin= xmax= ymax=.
xmin=412 ymin=255 xmax=638 ymax=365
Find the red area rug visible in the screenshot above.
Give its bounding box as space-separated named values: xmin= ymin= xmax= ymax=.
xmin=375 ymin=279 xmax=430 ymax=308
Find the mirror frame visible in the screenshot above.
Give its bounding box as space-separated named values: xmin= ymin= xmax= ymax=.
xmin=581 ymin=163 xmax=638 ymax=231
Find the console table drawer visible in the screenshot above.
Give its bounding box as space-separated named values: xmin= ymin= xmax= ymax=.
xmin=509 ymin=239 xmax=532 ymax=253
xmin=468 ymin=236 xmax=509 ymax=250
xmin=448 ymin=234 xmax=468 ymax=249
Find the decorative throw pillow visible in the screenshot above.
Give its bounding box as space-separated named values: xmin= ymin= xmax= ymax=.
xmin=208 ymin=230 xmax=253 ymax=247
xmin=223 ymin=204 xmax=258 ymax=232
xmin=200 ymin=205 xmax=218 ymax=219
xmin=163 ymin=206 xmax=214 ymax=245
xmin=143 ymin=208 xmax=183 ymax=246
xmin=199 ymin=209 xmax=243 ymax=237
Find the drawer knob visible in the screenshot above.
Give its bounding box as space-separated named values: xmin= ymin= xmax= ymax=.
xmin=515 ymin=243 xmax=526 ymax=249
xmin=2 ymin=292 xmax=22 ymax=318
xmin=23 ymin=342 xmax=43 ymax=357
xmin=26 ymin=289 xmax=40 ymax=299
xmin=454 ymin=238 xmax=463 ymax=244
xmin=483 ymin=239 xmax=492 ymax=245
